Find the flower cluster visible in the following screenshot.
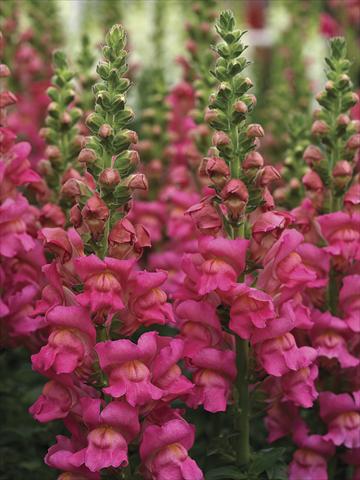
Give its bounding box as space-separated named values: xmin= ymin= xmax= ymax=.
xmin=1 ymin=3 xmax=360 ymax=480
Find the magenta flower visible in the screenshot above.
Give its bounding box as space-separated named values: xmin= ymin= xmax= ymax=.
xmin=175 ymin=299 xmax=224 ymax=356
xmin=151 ymin=336 xmax=193 ymax=401
xmin=0 ymin=196 xmax=35 ymax=257
xmin=140 ymin=418 xmax=203 ymax=480
xmin=122 ymin=270 xmax=175 ymax=334
xmin=196 ymin=236 xmax=249 ymax=295
xmin=317 ymin=212 xmax=360 ymax=267
xmin=339 ymin=275 xmax=360 ymax=332
xmin=29 ymin=375 xmax=98 ymax=423
xmin=289 ymin=433 xmax=335 ymax=480
xmin=186 ymin=347 xmax=236 ymax=412
xmin=258 ymin=229 xmax=317 ymax=297
xmin=75 ymin=254 xmax=134 ymax=320
xmin=39 ymin=227 xmax=73 ymax=263
xmin=281 ymin=364 xmax=319 ymax=407
xmin=265 ymin=401 xmax=308 ymax=443
xmin=228 ymin=284 xmax=275 ymax=340
xmin=31 ymin=305 xmax=96 ymax=376
xmin=311 ymin=311 xmax=359 ymax=368
xmin=95 ymin=332 xmax=163 ymax=405
xmin=320 ymin=391 xmax=360 ymax=448
xmin=70 ymin=398 xmax=140 ymax=472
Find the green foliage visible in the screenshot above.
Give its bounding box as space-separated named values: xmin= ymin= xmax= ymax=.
xmin=43 ymin=51 xmax=82 ymax=192
xmin=0 ymin=349 xmax=61 ymax=479
xmin=308 ymin=36 xmax=358 ymax=212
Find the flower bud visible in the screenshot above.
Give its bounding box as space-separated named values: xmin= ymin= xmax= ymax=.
xmin=125 ymin=173 xmax=148 ymax=191
xmin=344 ymin=183 xmax=360 ymax=214
xmin=221 ymin=179 xmax=249 ymax=220
xmin=99 ymin=168 xmax=121 ymax=187
xmin=303 ymin=171 xmax=323 ymax=191
xmin=212 ymin=131 xmax=230 ymax=146
xmin=333 ymin=160 xmax=352 ymax=189
xmin=205 ymin=156 xmax=230 ymax=188
xmin=204 ymin=108 xmax=219 ymax=124
xmin=37 ymin=159 xmax=53 ymax=176
xmin=45 ymin=145 xmax=61 ymax=161
xmin=61 ymin=111 xmax=72 ymax=126
xmin=186 ymin=200 xmax=222 ymax=235
xmin=0 ymin=64 xmax=10 ymax=77
xmin=303 ymin=145 xmax=324 ymax=166
xmin=98 ymin=123 xmax=113 ymax=138
xmin=0 ymin=91 xmax=17 ymax=108
xmin=82 ymin=193 xmax=109 ymax=239
xmin=337 ymin=114 xmax=350 ymax=127
xmin=70 ymin=204 xmax=82 ymax=228
xmin=257 ymin=166 xmax=281 ymax=186
xmin=338 ymin=74 xmax=350 ymax=87
xmin=243 ymin=151 xmax=264 ymax=169
xmin=78 ymin=148 xmax=97 ymax=165
xmin=246 ymin=123 xmax=265 ymax=138
xmin=233 ymin=100 xmax=248 ymax=113
xmin=325 ymin=80 xmax=335 ymax=91
xmin=61 ymin=178 xmax=89 ymax=200
xmin=346 ymin=134 xmax=360 ymax=150
xmin=311 ymin=120 xmax=329 ymax=136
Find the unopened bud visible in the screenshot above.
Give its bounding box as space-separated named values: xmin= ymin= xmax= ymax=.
xmin=221 ymin=179 xmax=249 ymax=220
xmin=61 ymin=112 xmax=72 ymax=125
xmin=257 ymin=166 xmax=281 ymax=186
xmin=325 ymin=80 xmax=335 ymax=91
xmin=204 ymin=108 xmax=219 ymax=124
xmin=233 ymin=100 xmax=248 ymax=113
xmin=98 ymin=123 xmax=113 ymax=138
xmin=99 ymin=168 xmax=120 ymax=187
xmin=243 ymin=151 xmax=264 ymax=169
xmin=205 ymin=156 xmax=230 ymax=188
xmin=0 ymin=64 xmax=10 ymax=77
xmin=70 ymin=204 xmax=82 ymax=228
xmin=346 ymin=134 xmax=360 ymax=150
xmin=212 ymin=131 xmax=230 ymax=146
xmin=0 ymin=91 xmax=17 ymax=108
xmin=37 ymin=159 xmax=53 ymax=176
xmin=303 ymin=145 xmax=324 ymax=165
xmin=45 ymin=145 xmax=61 ymax=160
xmin=78 ymin=148 xmax=97 ymax=164
xmin=333 ymin=160 xmax=352 ymax=189
xmin=246 ymin=123 xmax=265 ymax=138
xmin=311 ymin=120 xmax=329 ymax=136
xmin=338 ymin=74 xmax=350 ymax=87
xmin=303 ymin=170 xmax=323 ymax=191
xmin=337 ymin=114 xmax=350 ymax=127
xmin=126 ymin=173 xmax=148 ymax=191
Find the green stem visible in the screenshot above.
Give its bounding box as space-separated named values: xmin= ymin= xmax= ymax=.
xmin=234 ymin=336 xmax=250 ymax=466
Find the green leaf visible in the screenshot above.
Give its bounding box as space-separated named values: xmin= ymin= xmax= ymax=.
xmin=249 ymin=448 xmax=287 ymax=476
xmin=206 ymin=466 xmax=247 ymax=480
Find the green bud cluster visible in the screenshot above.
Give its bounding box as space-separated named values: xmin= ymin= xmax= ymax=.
xmin=206 ymin=11 xmax=268 ymax=215
xmin=81 ymin=24 xmax=143 ymax=220
xmin=305 ymin=37 xmax=359 ymax=211
xmin=41 ymin=51 xmax=82 ymax=192
xmin=186 ymin=0 xmax=217 ymax=110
